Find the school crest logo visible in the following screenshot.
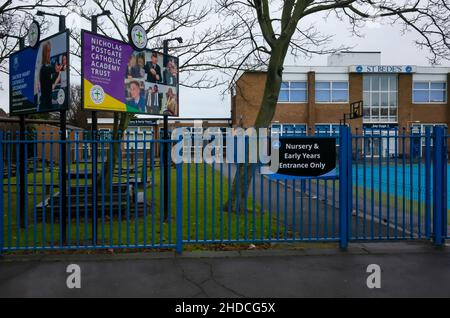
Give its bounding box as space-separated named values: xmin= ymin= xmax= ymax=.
xmin=57 ymin=89 xmax=65 ymax=105
xmin=130 ymin=24 xmax=147 ymax=51
xmin=90 ymin=85 xmax=105 ymax=105
xmin=28 ymin=21 xmax=41 ymax=48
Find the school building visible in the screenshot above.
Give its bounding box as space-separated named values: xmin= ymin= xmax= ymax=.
xmin=231 ymin=51 xmax=450 ymax=157
xmin=88 ymin=117 xmax=232 ymax=160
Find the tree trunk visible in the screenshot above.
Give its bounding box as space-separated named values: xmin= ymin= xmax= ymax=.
xmin=104 ymin=112 xmax=131 ymax=194
xmin=225 ymin=45 xmax=289 ymax=213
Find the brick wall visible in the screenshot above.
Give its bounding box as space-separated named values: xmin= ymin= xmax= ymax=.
xmin=233 ymin=71 xmax=449 ymax=135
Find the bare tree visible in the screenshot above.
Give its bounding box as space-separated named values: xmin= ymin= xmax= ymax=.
xmin=70 ymin=0 xmax=243 ymax=188
xmin=0 ymin=0 xmax=71 ymax=77
xmin=216 ymin=0 xmax=450 ymax=212
xmin=71 ymin=0 xmax=243 ymax=88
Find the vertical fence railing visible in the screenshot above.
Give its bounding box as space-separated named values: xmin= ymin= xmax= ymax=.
xmin=446 ymin=131 xmax=450 ymax=240
xmin=350 ymin=128 xmax=437 ymax=241
xmin=339 ymin=125 xmax=350 ymax=249
xmin=0 ymin=131 xmax=180 ymax=252
xmin=433 ymin=127 xmax=447 ymax=246
xmin=0 ymin=128 xmax=448 ymax=254
xmin=178 ymin=130 xmax=340 ymax=245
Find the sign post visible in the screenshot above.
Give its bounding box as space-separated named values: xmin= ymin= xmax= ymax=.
xmin=81 ymin=29 xmax=180 ymax=226
xmin=58 ymin=20 xmax=68 ymax=244
xmin=17 ymin=38 xmax=26 ymax=229
xmin=9 ymin=25 xmax=70 ymax=234
xmin=162 ymin=37 xmax=182 ymax=222
xmin=34 ymin=11 xmax=68 ymax=243
xmin=4 ymin=33 xmax=27 ymax=229
xmin=89 ymin=10 xmax=111 ymax=246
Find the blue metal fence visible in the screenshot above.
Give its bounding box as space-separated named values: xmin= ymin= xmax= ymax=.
xmin=0 ymin=131 xmax=176 ymax=252
xmin=0 ymin=127 xmax=448 ymax=254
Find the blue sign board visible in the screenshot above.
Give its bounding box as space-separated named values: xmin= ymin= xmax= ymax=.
xmin=268 ymin=138 xmax=338 ymax=180
xmin=9 ymin=31 xmax=69 ymax=115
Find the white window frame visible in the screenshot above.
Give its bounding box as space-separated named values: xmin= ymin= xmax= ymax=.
xmin=314 ymin=123 xmax=341 ymax=135
xmin=315 ymin=123 xmax=341 ymax=145
xmin=315 ymin=81 xmax=349 ymax=104
xmin=363 ymin=75 xmax=398 ymax=124
xmin=278 ymin=81 xmax=308 ymax=104
xmin=127 ymin=127 xmax=154 ymax=150
xmin=411 ymin=123 xmax=447 ymax=148
xmin=271 ymin=123 xmax=308 ymax=136
xmin=412 ymin=81 xmax=447 ymax=104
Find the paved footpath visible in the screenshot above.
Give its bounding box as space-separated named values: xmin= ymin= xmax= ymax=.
xmin=0 ymin=242 xmax=449 ymax=298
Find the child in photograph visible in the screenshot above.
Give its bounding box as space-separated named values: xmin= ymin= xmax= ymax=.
xmin=163 ymin=58 xmax=178 ymax=86
xmin=163 ymin=87 xmax=177 ymax=116
xmin=126 ymin=81 xmax=146 ymax=112
xmin=53 ymin=54 xmax=68 ymax=88
xmin=39 ymin=41 xmax=62 ymax=110
xmin=145 ymin=85 xmax=163 ymax=114
xmin=144 ymin=52 xmax=162 ymax=83
xmin=137 ymin=55 xmax=146 ymax=78
xmin=126 ymin=56 xmax=142 ymax=79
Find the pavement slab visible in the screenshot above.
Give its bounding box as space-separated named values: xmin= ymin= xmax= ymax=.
xmin=0 ymin=242 xmax=449 ymax=298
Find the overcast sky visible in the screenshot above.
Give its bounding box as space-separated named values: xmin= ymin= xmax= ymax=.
xmin=1 ymin=7 xmax=449 ymax=118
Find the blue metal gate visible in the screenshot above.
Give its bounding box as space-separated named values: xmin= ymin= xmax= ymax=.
xmin=0 ymin=126 xmax=447 ymax=254
xmin=349 ymin=126 xmax=447 ymax=244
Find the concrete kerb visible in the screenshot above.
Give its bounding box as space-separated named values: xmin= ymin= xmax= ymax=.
xmin=0 ymin=242 xmax=446 ymax=264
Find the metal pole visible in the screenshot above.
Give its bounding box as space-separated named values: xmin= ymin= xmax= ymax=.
xmin=433 ymin=127 xmax=445 ymax=247
xmin=339 ymin=125 xmax=349 ymax=250
xmin=59 ymin=16 xmax=66 ymax=33
xmin=91 ymin=17 xmax=99 ymax=245
xmin=163 ymin=115 xmax=169 ymax=222
xmin=91 ymin=111 xmax=98 ymax=245
xmin=163 ymin=40 xmax=169 ymax=222
xmin=61 ymin=111 xmax=67 ymax=243
xmin=57 ymin=20 xmax=68 ymax=244
xmin=19 ymin=115 xmax=26 ymax=229
xmin=176 ymin=162 xmax=183 ymax=254
xmin=18 ymin=38 xmax=26 ymax=229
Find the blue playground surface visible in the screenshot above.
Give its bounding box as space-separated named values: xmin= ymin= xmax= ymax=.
xmin=352 ymin=163 xmax=450 ymax=209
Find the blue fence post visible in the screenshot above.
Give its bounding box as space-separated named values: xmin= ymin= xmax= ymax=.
xmin=347 ymin=126 xmax=353 ymax=240
xmin=176 ymin=161 xmax=183 ymax=254
xmin=444 ymin=130 xmax=448 ymax=239
xmin=339 ymin=125 xmax=350 ymax=250
xmin=433 ymin=126 xmax=445 ymax=246
xmin=0 ymin=132 xmax=3 ymax=256
xmin=425 ymin=127 xmax=432 ymax=239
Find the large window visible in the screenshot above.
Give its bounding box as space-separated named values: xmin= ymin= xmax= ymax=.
xmin=413 ymin=81 xmax=447 ymax=103
xmin=128 ymin=128 xmax=154 ymax=150
xmin=363 ymin=75 xmax=398 ymax=124
xmin=315 ymin=81 xmax=349 ymax=103
xmin=99 ymin=129 xmax=112 ymax=141
xmin=315 ymin=124 xmax=340 ymax=136
xmin=315 ymin=124 xmax=340 ymax=145
xmin=279 ymin=81 xmax=307 ymax=103
xmin=271 ymin=124 xmax=307 ymax=136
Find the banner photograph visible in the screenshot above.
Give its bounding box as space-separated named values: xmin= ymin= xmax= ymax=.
xmin=9 ymin=31 xmax=70 ymax=115
xmin=82 ymin=30 xmax=179 ymax=116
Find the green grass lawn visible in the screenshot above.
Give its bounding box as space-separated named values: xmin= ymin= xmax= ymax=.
xmin=2 ymin=163 xmax=280 ymax=250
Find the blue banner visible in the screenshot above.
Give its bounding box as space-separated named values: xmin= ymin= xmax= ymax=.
xmin=9 ymin=31 xmax=69 ymax=115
